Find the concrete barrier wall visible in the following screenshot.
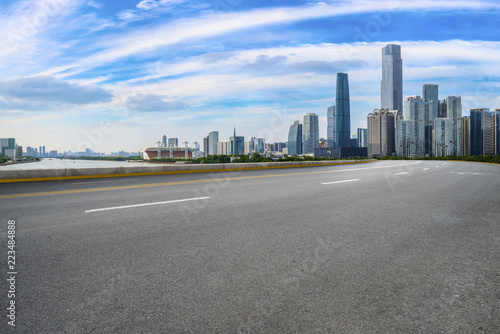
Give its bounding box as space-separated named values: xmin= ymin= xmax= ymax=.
xmin=0 ymin=160 xmax=375 ymax=181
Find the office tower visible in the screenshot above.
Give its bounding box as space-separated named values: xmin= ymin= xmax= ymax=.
xmin=461 ymin=116 xmax=470 ymax=156
xmin=357 ymin=128 xmax=367 ymax=148
xmin=447 ymin=96 xmax=462 ymax=155
xmin=433 ymin=118 xmax=452 ymax=157
xmin=350 ymin=135 xmax=358 ymax=148
xmin=303 ymin=113 xmax=319 ymax=154
xmin=254 ymin=138 xmax=266 ymax=154
xmin=162 ymin=135 xmax=167 ymax=148
xmin=381 ymin=44 xmax=403 ymax=117
xmin=367 ymin=109 xmax=395 ymax=157
xmin=327 ymin=106 xmax=335 ymax=147
xmin=438 ymin=99 xmax=447 ymax=118
xmin=396 ymin=119 xmax=411 ymax=157
xmin=0 ymin=138 xmax=16 ymax=158
xmin=203 ymin=136 xmax=209 ymax=157
xmin=335 ymin=73 xmax=351 ymax=147
xmin=229 ymin=128 xmax=244 ymax=155
xmin=404 ymin=96 xmax=428 ymax=156
xmin=288 ymin=121 xmax=303 ymax=155
xmin=470 ymin=108 xmax=495 ymax=155
xmin=42 ymin=146 xmax=46 ymax=157
xmin=168 ymin=138 xmax=178 ymax=148
xmin=422 ymin=84 xmax=439 ymax=121
xmin=208 ymin=131 xmax=219 ymax=155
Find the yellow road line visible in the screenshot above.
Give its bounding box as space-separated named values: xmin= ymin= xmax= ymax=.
xmin=0 ymin=161 xmax=418 ymax=199
xmin=0 ymin=160 xmax=373 ymax=183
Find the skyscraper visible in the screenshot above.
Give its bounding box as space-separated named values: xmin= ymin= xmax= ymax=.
xmin=229 ymin=128 xmax=244 ymax=155
xmin=303 ymin=113 xmax=319 ymax=154
xmin=461 ymin=116 xmax=471 ymax=156
xmin=327 ymin=106 xmax=335 ymax=147
xmin=287 ymin=121 xmax=303 ymax=156
xmin=470 ymin=108 xmax=494 ymax=156
xmin=381 ymin=44 xmax=403 ymax=117
xmin=447 ymin=96 xmax=462 ymax=155
xmin=208 ymin=131 xmax=219 ymax=155
xmin=433 ymin=118 xmax=452 ymax=157
xmin=162 ymin=135 xmax=167 ymax=148
xmin=367 ymin=109 xmax=395 ymax=157
xmin=438 ymin=99 xmax=447 ymax=118
xmin=422 ymin=84 xmax=438 ymax=121
xmin=335 ymin=72 xmax=351 ymax=147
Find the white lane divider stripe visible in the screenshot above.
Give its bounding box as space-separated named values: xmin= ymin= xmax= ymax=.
xmin=394 ymin=172 xmax=408 ymax=175
xmin=85 ymin=196 xmax=210 ymax=213
xmin=322 ymin=179 xmax=360 ymax=185
xmin=422 ymin=168 xmax=429 ymax=170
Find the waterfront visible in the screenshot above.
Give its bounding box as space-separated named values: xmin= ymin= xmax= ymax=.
xmin=0 ymin=158 xmax=154 ymax=170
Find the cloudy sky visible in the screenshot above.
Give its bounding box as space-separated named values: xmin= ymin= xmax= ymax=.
xmin=1 ymin=0 xmax=500 ymax=153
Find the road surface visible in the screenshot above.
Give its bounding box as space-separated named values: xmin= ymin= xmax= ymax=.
xmin=1 ymin=160 xmax=499 ymax=333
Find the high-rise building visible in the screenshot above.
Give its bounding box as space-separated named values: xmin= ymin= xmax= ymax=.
xmin=367 ymin=109 xmax=395 ymax=157
xmin=168 ymin=138 xmax=178 ymax=148
xmin=327 ymin=106 xmax=335 ymax=147
xmin=422 ymin=84 xmax=439 ymax=121
xmin=447 ymin=96 xmax=462 ymax=155
xmin=438 ymin=99 xmax=447 ymax=118
xmin=433 ymin=118 xmax=452 ymax=157
xmin=335 ymin=73 xmax=351 ymax=147
xmin=357 ymin=128 xmax=367 ymax=148
xmin=404 ymin=96 xmax=428 ymax=157
xmin=461 ymin=116 xmax=470 ymax=156
xmin=203 ymin=136 xmax=209 ymax=157
xmin=208 ymin=131 xmax=219 ymax=155
xmin=229 ymin=128 xmax=244 ymax=155
xmin=162 ymin=135 xmax=167 ymax=148
xmin=1 ymin=138 xmax=16 ymax=159
xmin=303 ymin=113 xmax=319 ymax=154
xmin=381 ymin=44 xmax=403 ymax=117
xmin=470 ymin=108 xmax=495 ymax=156
xmin=396 ymin=119 xmax=411 ymax=157
xmin=287 ymin=121 xmax=303 ymax=156
xmin=217 ymin=141 xmax=230 ymax=155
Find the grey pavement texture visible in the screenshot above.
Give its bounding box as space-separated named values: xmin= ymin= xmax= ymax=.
xmin=0 ymin=160 xmax=499 ymax=333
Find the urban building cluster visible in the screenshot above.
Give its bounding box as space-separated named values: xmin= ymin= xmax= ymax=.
xmin=0 ymin=139 xmax=139 ymax=160
xmin=367 ymin=44 xmax=500 ymax=158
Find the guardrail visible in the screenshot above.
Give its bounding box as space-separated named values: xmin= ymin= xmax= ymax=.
xmin=0 ymin=160 xmax=375 ymax=182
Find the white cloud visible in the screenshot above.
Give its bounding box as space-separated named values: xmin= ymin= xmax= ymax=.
xmin=0 ymin=76 xmax=113 ymax=109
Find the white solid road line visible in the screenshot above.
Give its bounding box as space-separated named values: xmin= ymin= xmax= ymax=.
xmin=322 ymin=179 xmax=360 ymax=185
xmin=73 ymin=178 xmax=140 ymax=184
xmin=451 ymin=172 xmax=492 ymax=175
xmin=85 ymin=196 xmax=210 ymax=213
xmin=422 ymin=168 xmax=429 ymax=171
xmin=394 ymin=172 xmax=408 ymax=175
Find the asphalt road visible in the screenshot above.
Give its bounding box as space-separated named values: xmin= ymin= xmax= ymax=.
xmin=1 ymin=160 xmax=499 ymax=333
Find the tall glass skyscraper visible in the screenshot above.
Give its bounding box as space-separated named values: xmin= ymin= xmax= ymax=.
xmin=422 ymin=84 xmax=438 ymax=121
xmin=327 ymin=106 xmax=335 ymax=147
xmin=381 ymin=44 xmax=403 ymax=117
xmin=303 ymin=113 xmax=319 ymax=154
xmin=208 ymin=131 xmax=219 ymax=155
xmin=287 ymin=121 xmax=303 ymax=156
xmin=335 ymin=72 xmax=351 ymax=148
xmin=447 ymin=96 xmax=462 ymax=156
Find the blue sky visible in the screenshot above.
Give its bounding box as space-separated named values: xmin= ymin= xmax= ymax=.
xmin=1 ymin=0 xmax=500 ymax=153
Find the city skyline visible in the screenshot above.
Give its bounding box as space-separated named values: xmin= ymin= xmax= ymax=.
xmin=1 ymin=1 xmax=500 ymax=153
